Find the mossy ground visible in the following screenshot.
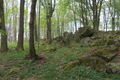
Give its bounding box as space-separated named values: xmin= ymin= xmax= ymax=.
xmin=0 ymin=41 xmax=120 ymax=80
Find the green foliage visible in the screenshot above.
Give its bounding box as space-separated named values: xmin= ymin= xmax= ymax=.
xmin=0 ymin=30 xmax=8 ymax=36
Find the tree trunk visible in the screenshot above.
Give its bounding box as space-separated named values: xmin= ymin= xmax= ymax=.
xmin=61 ymin=16 xmax=64 ymax=36
xmin=44 ymin=26 xmax=46 ymax=38
xmin=0 ymin=0 xmax=8 ymax=52
xmin=85 ymin=0 xmax=88 ymax=25
xmin=34 ymin=11 xmax=38 ymax=42
xmin=25 ymin=0 xmax=28 ymax=42
xmin=37 ymin=0 xmax=41 ymax=49
xmin=112 ymin=0 xmax=115 ymax=31
xmin=117 ymin=13 xmax=119 ymax=30
xmin=14 ymin=14 xmax=17 ymax=42
xmin=57 ymin=11 xmax=60 ymax=36
xmin=26 ymin=0 xmax=38 ymax=60
xmin=92 ymin=0 xmax=102 ymax=30
xmin=8 ymin=17 xmax=12 ymax=42
xmin=73 ymin=11 xmax=77 ymax=31
xmin=16 ymin=0 xmax=25 ymax=50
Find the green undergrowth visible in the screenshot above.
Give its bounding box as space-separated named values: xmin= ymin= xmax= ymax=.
xmin=0 ymin=42 xmax=120 ymax=80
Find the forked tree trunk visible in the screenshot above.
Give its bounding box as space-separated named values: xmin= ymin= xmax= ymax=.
xmin=0 ymin=0 xmax=8 ymax=52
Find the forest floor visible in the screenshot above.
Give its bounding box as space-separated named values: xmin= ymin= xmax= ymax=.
xmin=0 ymin=42 xmax=120 ymax=80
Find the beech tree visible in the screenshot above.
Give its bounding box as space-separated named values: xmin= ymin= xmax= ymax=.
xmin=0 ymin=0 xmax=8 ymax=52
xmin=37 ymin=0 xmax=41 ymax=49
xmin=41 ymin=0 xmax=56 ymax=44
xmin=16 ymin=0 xmax=25 ymax=50
xmin=89 ymin=0 xmax=103 ymax=30
xmin=25 ymin=0 xmax=39 ymax=60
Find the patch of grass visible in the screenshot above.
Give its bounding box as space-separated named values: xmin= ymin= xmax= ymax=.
xmin=0 ymin=42 xmax=120 ymax=80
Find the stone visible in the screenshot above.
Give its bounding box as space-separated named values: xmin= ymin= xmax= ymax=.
xmin=63 ymin=32 xmax=74 ymax=44
xmin=106 ymin=62 xmax=120 ymax=74
xmin=95 ymin=47 xmax=118 ymax=62
xmin=80 ymin=37 xmax=91 ymax=44
xmin=74 ymin=26 xmax=94 ymax=43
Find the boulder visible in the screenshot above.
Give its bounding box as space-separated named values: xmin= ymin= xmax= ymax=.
xmin=52 ymin=36 xmax=63 ymax=42
xmin=89 ymin=39 xmax=107 ymax=47
xmin=80 ymin=37 xmax=91 ymax=44
xmin=106 ymin=62 xmax=120 ymax=74
xmin=64 ymin=45 xmax=120 ymax=75
xmin=95 ymin=46 xmax=118 ymax=62
xmin=78 ymin=26 xmax=94 ymax=38
xmin=74 ymin=26 xmax=94 ymax=43
xmin=63 ymin=32 xmax=74 ymax=44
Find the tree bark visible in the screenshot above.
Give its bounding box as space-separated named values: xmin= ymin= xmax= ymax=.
xmin=27 ymin=0 xmax=38 ymax=60
xmin=34 ymin=11 xmax=38 ymax=42
xmin=25 ymin=0 xmax=29 ymax=42
xmin=16 ymin=0 xmax=25 ymax=50
xmin=73 ymin=0 xmax=77 ymax=31
xmin=57 ymin=11 xmax=60 ymax=36
xmin=14 ymin=14 xmax=17 ymax=42
xmin=37 ymin=0 xmax=41 ymax=49
xmin=61 ymin=16 xmax=64 ymax=36
xmin=0 ymin=0 xmax=8 ymax=52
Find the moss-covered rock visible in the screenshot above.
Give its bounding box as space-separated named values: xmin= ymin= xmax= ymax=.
xmin=78 ymin=57 xmax=106 ymax=72
xmin=95 ymin=46 xmax=118 ymax=62
xmin=115 ymin=41 xmax=120 ymax=47
xmin=63 ymin=32 xmax=74 ymax=44
xmin=80 ymin=37 xmax=91 ymax=44
xmin=106 ymin=39 xmax=116 ymax=45
xmin=68 ymin=43 xmax=76 ymax=48
xmin=64 ymin=60 xmax=80 ymax=70
xmin=89 ymin=39 xmax=107 ymax=47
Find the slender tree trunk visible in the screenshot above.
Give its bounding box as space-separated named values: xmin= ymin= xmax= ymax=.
xmin=16 ymin=0 xmax=25 ymax=50
xmin=0 ymin=0 xmax=8 ymax=52
xmin=73 ymin=11 xmax=77 ymax=31
xmin=112 ymin=0 xmax=115 ymax=31
xmin=34 ymin=11 xmax=38 ymax=42
xmin=117 ymin=13 xmax=119 ymax=30
xmin=61 ymin=17 xmax=64 ymax=36
xmin=73 ymin=0 xmax=77 ymax=31
xmin=12 ymin=0 xmax=16 ymax=42
xmin=47 ymin=0 xmax=52 ymax=44
xmin=14 ymin=14 xmax=17 ymax=42
xmin=80 ymin=0 xmax=85 ymax=26
xmin=85 ymin=0 xmax=88 ymax=25
xmin=25 ymin=0 xmax=28 ymax=42
xmin=44 ymin=26 xmax=46 ymax=38
xmin=57 ymin=11 xmax=60 ymax=36
xmin=26 ymin=0 xmax=38 ymax=60
xmin=37 ymin=0 xmax=40 ymax=48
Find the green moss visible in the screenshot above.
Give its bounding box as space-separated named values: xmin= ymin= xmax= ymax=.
xmin=89 ymin=39 xmax=107 ymax=47
xmin=64 ymin=60 xmax=80 ymax=70
xmin=95 ymin=47 xmax=118 ymax=55
xmin=106 ymin=39 xmax=115 ymax=45
xmin=69 ymin=43 xmax=76 ymax=48
xmin=74 ymin=38 xmax=80 ymax=43
xmin=115 ymin=42 xmax=120 ymax=47
xmin=78 ymin=57 xmax=95 ymax=66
